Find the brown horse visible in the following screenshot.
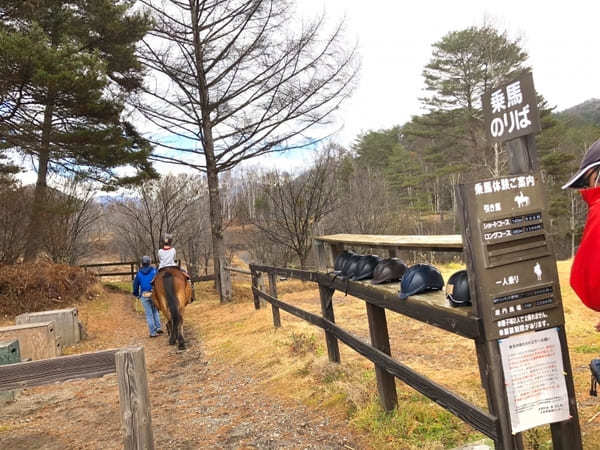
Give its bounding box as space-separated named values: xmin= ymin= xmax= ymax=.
xmin=152 ymin=267 xmax=192 ymax=349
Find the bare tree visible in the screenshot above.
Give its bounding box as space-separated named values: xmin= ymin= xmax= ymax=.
xmin=0 ymin=180 xmax=29 ymax=263
xmin=43 ymin=179 xmax=102 ymax=265
xmin=325 ymin=164 xmax=396 ymax=235
xmin=253 ymin=153 xmax=338 ymax=269
xmin=135 ymin=0 xmax=359 ymax=301
xmin=112 ymin=174 xmax=211 ymax=270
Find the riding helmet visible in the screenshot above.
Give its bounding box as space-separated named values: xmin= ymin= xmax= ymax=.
xmin=163 ymin=233 xmax=173 ymax=246
xmin=446 ymin=270 xmax=471 ymax=307
xmin=398 ymin=264 xmax=444 ymax=300
xmin=341 ymin=253 xmax=362 ymax=280
xmin=352 ymin=255 xmax=381 ymax=281
xmin=371 ymin=258 xmax=408 ymax=285
xmin=141 ymin=255 xmax=151 ymax=266
xmin=334 ymin=250 xmax=354 ymax=274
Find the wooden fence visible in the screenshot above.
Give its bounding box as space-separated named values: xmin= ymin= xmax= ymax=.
xmin=81 ymin=261 xmax=138 ymax=280
xmin=0 ymin=346 xmax=154 ymax=450
xmin=79 ymin=262 xmax=250 ymax=283
xmin=249 ymin=263 xmax=500 ymax=443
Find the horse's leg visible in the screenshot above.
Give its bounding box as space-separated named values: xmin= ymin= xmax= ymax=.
xmin=168 ymin=318 xmax=176 ymax=345
xmin=177 ymin=318 xmax=185 ymax=350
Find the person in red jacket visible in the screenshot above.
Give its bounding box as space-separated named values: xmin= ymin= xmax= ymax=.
xmin=563 ymin=139 xmax=600 ymax=330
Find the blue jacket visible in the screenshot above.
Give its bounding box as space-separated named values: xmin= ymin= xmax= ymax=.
xmin=133 ymin=266 xmax=156 ymax=297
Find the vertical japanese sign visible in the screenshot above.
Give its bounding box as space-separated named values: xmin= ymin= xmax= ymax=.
xmin=483 ymin=72 xmax=541 ymax=143
xmin=499 ymin=328 xmax=570 ymax=433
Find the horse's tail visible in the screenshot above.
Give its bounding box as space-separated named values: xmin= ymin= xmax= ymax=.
xmin=162 ymin=271 xmax=181 ymax=326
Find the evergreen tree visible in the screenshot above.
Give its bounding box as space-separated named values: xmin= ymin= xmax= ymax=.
xmin=412 ymin=25 xmax=530 ymax=177
xmin=0 ymin=0 xmax=156 ymax=259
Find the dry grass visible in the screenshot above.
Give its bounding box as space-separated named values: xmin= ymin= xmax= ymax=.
xmin=185 ymin=259 xmax=600 ymax=449
xmin=0 ymin=262 xmax=99 ymax=320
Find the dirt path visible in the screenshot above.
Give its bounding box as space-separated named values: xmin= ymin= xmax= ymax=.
xmin=0 ymin=290 xmax=359 ymax=449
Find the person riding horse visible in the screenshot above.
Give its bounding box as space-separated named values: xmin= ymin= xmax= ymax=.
xmin=156 ymin=234 xmax=195 ymax=302
xmin=152 ymin=234 xmax=194 ymax=349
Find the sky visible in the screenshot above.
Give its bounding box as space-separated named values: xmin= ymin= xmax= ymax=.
xmin=245 ymin=0 xmax=600 ymax=170
xmin=298 ymin=0 xmax=600 ymax=146
xmin=14 ymin=0 xmax=600 ymax=183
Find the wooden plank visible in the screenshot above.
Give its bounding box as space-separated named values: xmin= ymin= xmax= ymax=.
xmin=315 ymin=234 xmax=463 ymax=252
xmin=366 ymin=303 xmax=398 ymax=411
xmin=191 ymin=274 xmax=216 ymax=282
xmin=116 ymin=347 xmax=154 ymax=450
xmin=268 ymin=273 xmax=281 ymax=328
xmin=550 ymin=326 xmax=583 ymax=449
xmin=253 ymin=288 xmax=498 ymax=440
xmin=0 ymin=349 xmax=118 ymax=391
xmin=319 ymin=285 xmax=340 ymax=363
xmin=506 ymin=135 xmax=538 ymax=174
xmin=80 ymin=261 xmax=137 ymax=268
xmin=250 ymin=264 xmax=318 ymax=282
xmin=226 ymin=267 xmax=252 ymax=275
xmin=94 ymin=271 xmax=141 ymax=277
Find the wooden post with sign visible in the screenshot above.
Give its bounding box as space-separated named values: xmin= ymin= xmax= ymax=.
xmin=456 ymin=72 xmax=583 ymax=450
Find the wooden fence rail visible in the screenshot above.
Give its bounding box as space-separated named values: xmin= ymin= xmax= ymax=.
xmin=250 ymin=263 xmax=501 ymax=442
xmin=81 ymin=261 xmax=138 ymax=280
xmin=0 ymin=347 xmax=154 ymax=450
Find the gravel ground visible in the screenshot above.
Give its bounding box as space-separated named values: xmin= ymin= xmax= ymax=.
xmin=0 ymin=290 xmax=360 ymax=449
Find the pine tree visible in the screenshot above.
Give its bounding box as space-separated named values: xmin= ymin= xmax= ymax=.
xmin=0 ymin=0 xmax=156 ymax=259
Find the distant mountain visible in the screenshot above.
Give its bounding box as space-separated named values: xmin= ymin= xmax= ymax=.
xmin=558 ymin=98 xmax=600 ymax=126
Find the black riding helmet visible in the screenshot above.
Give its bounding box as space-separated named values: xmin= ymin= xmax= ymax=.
xmin=446 ymin=270 xmax=471 ymax=307
xmin=341 ymin=253 xmax=362 ymax=280
xmin=398 ymin=264 xmax=444 ymax=300
xmin=334 ymin=250 xmax=355 ymax=274
xmin=352 ymin=255 xmax=381 ymax=281
xmin=371 ymin=258 xmax=408 ymax=285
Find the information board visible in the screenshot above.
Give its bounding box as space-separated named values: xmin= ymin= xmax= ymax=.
xmin=499 ymin=327 xmax=571 ymax=433
xmin=461 ymin=172 xmax=565 ymax=340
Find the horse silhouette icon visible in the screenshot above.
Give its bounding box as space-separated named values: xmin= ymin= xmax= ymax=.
xmin=514 ymin=191 xmax=530 ymax=208
xmin=533 ymin=262 xmax=542 ymax=281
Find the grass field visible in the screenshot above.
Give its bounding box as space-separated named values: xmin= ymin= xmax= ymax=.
xmin=179 ymin=262 xmax=600 ymax=449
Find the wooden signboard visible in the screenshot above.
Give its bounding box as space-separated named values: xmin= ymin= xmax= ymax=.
xmin=459 ymin=172 xmax=564 ymax=341
xmin=483 ymin=71 xmax=541 ymax=143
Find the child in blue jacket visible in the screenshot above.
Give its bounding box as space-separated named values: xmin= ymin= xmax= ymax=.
xmin=133 ymin=256 xmax=163 ymax=337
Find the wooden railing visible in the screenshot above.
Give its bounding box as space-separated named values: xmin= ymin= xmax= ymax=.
xmin=0 ymin=346 xmax=154 ymax=449
xmin=80 ymin=261 xmax=138 ymax=280
xmin=249 ymin=263 xmax=500 ymax=442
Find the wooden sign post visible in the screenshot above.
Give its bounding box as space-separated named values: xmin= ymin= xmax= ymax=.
xmin=456 ymin=72 xmax=582 ymax=449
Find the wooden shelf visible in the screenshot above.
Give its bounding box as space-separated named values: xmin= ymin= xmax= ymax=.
xmin=315 ymin=234 xmax=463 ymax=252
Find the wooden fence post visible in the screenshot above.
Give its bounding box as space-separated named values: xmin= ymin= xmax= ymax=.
xmin=268 ymin=273 xmax=281 ymax=328
xmin=257 ymin=272 xmax=266 ymax=306
xmin=115 ymin=347 xmax=154 ymax=450
xmin=130 ymin=263 xmax=135 ymax=280
xmin=319 ymin=285 xmax=340 ymax=363
xmin=365 ymin=303 xmax=398 ymax=411
xmin=251 ymin=268 xmax=261 ymax=309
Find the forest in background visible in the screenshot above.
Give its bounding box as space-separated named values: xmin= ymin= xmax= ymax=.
xmin=2 ymin=97 xmax=598 ymax=271
xmin=2 ymin=3 xmax=599 ymax=274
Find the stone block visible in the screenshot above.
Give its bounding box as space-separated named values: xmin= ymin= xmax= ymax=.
xmin=16 ymin=308 xmax=81 ymax=347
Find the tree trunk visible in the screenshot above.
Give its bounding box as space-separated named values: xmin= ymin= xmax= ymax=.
xmin=189 ymin=2 xmax=231 ymax=302
xmin=24 ymin=93 xmax=55 ymax=261
xmin=205 ymin=164 xmax=232 ymax=303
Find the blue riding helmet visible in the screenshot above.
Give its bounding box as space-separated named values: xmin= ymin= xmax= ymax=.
xmin=398 ymin=264 xmax=444 ymax=300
